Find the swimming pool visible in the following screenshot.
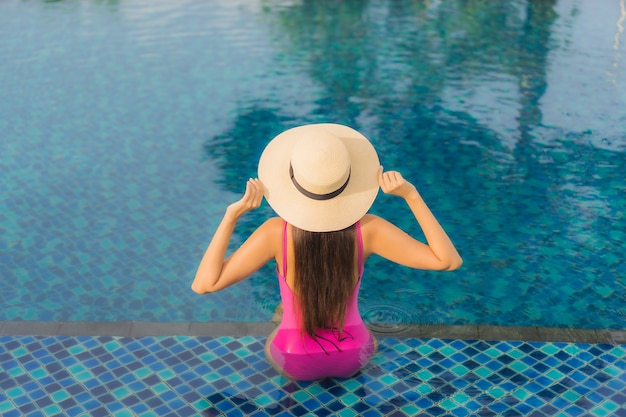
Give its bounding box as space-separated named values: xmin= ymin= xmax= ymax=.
xmin=1 ymin=0 xmax=625 ymax=329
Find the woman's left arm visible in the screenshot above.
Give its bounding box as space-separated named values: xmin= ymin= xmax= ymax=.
xmin=191 ymin=179 xmax=276 ymax=293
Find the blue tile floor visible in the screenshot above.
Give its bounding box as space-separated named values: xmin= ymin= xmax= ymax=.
xmin=1 ymin=334 xmax=625 ymax=416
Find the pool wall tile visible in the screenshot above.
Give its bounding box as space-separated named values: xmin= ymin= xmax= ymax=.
xmin=1 ymin=334 xmax=625 ymax=416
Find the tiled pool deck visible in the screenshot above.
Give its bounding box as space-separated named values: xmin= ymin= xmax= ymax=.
xmin=1 ymin=322 xmax=625 ymax=416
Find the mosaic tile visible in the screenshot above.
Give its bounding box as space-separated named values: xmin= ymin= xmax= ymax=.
xmin=1 ymin=335 xmax=625 ymax=416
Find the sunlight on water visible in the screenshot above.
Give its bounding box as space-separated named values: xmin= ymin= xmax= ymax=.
xmin=0 ymin=0 xmax=624 ymax=328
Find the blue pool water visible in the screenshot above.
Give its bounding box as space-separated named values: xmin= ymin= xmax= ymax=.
xmin=1 ymin=0 xmax=625 ymax=329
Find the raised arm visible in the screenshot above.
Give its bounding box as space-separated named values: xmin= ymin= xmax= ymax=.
xmin=363 ymin=167 xmax=462 ymax=271
xmin=191 ymin=179 xmax=276 ymax=294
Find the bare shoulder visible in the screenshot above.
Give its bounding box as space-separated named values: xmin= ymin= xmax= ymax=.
xmin=359 ymin=213 xmax=396 ymax=231
xmin=359 ymin=214 xmax=402 ymax=255
xmin=258 ymin=217 xmax=284 ymax=235
xmin=235 ymin=217 xmax=284 ymax=261
xmin=254 ymin=217 xmax=285 ymax=246
xmin=361 ymin=214 xmax=416 ymax=257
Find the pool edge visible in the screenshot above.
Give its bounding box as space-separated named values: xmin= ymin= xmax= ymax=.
xmin=1 ymin=321 xmax=625 ymax=344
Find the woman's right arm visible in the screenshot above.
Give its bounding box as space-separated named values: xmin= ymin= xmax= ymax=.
xmin=191 ymin=179 xmax=278 ymax=294
xmin=363 ymin=168 xmax=462 ymax=271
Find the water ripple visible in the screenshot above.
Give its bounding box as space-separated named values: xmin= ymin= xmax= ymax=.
xmin=361 ymin=304 xmax=418 ymax=334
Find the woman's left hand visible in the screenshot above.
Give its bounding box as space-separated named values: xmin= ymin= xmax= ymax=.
xmin=225 ymin=178 xmax=265 ymax=219
xmin=378 ymin=167 xmax=417 ymax=200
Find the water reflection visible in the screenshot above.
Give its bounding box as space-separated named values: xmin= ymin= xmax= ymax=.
xmin=203 ymin=105 xmax=288 ymax=190
xmin=4 ymin=0 xmax=622 ymax=326
xmin=608 ymin=0 xmax=625 ymax=84
xmin=204 ymin=0 xmax=625 ymax=328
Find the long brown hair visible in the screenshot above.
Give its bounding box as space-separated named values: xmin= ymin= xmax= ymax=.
xmin=292 ymin=224 xmax=358 ymax=338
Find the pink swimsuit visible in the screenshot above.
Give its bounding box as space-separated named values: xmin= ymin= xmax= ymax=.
xmin=268 ymin=221 xmax=376 ymax=380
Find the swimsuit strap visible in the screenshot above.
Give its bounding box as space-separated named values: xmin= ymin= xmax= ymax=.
xmin=282 ymin=220 xmax=288 ymax=277
xmin=356 ymin=221 xmax=364 ymax=277
xmin=281 ymin=220 xmax=364 ymax=278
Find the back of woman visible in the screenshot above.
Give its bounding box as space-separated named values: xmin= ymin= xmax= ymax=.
xmin=192 ymin=123 xmax=462 ymax=380
xmin=267 ymin=221 xmax=376 ymax=380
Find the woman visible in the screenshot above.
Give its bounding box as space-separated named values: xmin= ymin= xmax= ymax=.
xmin=192 ymin=123 xmax=462 ymax=380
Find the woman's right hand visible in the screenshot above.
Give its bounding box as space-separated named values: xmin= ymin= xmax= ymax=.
xmin=193 ymin=178 xmax=273 ymax=294
xmin=225 ymin=178 xmax=265 ymax=219
xmin=377 ymin=167 xmax=417 ymax=199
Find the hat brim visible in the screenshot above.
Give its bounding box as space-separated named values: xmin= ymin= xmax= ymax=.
xmin=258 ymin=123 xmax=380 ymax=232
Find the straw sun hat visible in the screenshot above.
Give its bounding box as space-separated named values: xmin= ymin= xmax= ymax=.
xmin=258 ymin=123 xmax=380 ymax=232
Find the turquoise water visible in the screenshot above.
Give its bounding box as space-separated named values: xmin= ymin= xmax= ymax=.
xmin=1 ymin=0 xmax=625 ymax=328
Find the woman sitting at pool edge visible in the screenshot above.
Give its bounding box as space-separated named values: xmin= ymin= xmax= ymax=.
xmin=192 ymin=123 xmax=462 ymax=381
